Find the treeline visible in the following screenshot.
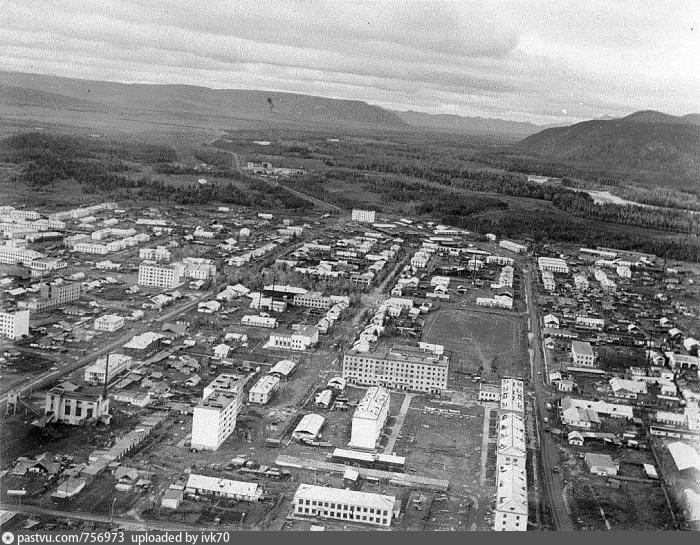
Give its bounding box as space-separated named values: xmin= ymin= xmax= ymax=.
xmin=283 ymin=176 xmax=364 ymax=210
xmin=134 ymin=179 xmax=312 ymax=209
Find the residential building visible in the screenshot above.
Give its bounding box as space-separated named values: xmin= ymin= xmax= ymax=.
xmin=293 ymin=484 xmax=396 ymax=527
xmin=500 ymin=379 xmax=524 ymax=413
xmin=93 ymin=314 xmax=124 ymax=332
xmin=351 ymin=209 xmax=376 ymax=223
xmin=538 ymin=257 xmax=569 ymax=274
xmin=137 ymin=261 xmax=185 ymax=289
xmin=499 ymin=240 xmax=527 ymax=254
xmin=191 ymin=390 xmax=243 ymax=451
xmin=494 ymin=464 xmax=528 ymax=531
xmin=241 ymin=315 xmax=277 ymax=328
xmin=183 ymin=257 xmax=217 ymax=279
xmin=248 ymin=375 xmax=281 ymax=405
xmin=342 ymin=344 xmax=450 ymax=394
xmin=575 ymin=316 xmax=605 ymax=331
xmin=478 ymin=383 xmax=500 ymax=402
xmin=293 ymin=292 xmax=332 ymax=309
xmin=497 ymin=412 xmax=527 ymax=470
xmin=571 ymin=341 xmax=596 ymax=367
xmin=84 ymin=354 xmax=132 ymax=385
xmin=667 ymin=353 xmax=700 ymax=371
xmin=350 ymin=386 xmax=390 ymax=450
xmin=139 ymin=246 xmax=171 ymax=261
xmin=185 ymin=474 xmax=262 ymax=502
xmin=22 ymin=282 xmax=81 ymax=311
xmin=0 ymin=309 xmax=29 ymax=339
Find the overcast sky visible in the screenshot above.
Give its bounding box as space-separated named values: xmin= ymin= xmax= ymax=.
xmin=2 ymin=0 xmax=698 ymax=123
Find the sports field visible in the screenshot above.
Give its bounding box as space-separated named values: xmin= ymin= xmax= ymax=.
xmin=421 ymin=308 xmax=527 ymax=378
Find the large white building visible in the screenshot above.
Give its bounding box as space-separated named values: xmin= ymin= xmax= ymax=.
xmin=0 ymin=309 xmax=29 ymax=339
xmin=500 ymin=379 xmax=524 ymax=413
xmin=350 ymin=386 xmax=390 ymax=450
xmin=537 ymin=257 xmax=569 ymax=274
xmin=93 ymin=314 xmax=124 ymax=332
xmin=191 ymin=374 xmax=245 ymax=451
xmin=182 ymin=257 xmax=217 ymax=279
xmin=494 ymin=464 xmax=528 ymax=531
xmin=0 ymin=244 xmax=44 ymax=266
xmin=351 ymin=209 xmax=376 ymax=223
xmin=499 ymin=240 xmax=527 ymax=254
xmin=83 ymin=354 xmax=132 ymax=385
xmin=248 ymin=375 xmax=281 ymax=405
xmin=137 ymin=261 xmax=185 ymax=289
xmin=293 ymin=484 xmax=396 ymax=527
xmin=497 ymin=413 xmax=527 ymax=470
xmin=267 ymin=326 xmax=319 ymax=351
xmin=343 ymin=344 xmax=450 ymax=395
xmin=571 ymin=341 xmax=596 ymax=367
xmin=185 ymin=474 xmax=262 ymax=502
xmin=241 ymin=315 xmax=277 ymax=328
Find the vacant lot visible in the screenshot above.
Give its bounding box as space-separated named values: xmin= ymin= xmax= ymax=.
xmin=421 ymin=308 xmax=527 ymax=379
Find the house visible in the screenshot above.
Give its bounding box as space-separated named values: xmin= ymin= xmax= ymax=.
xmin=161 ymin=488 xmax=184 ymax=510
xmin=584 ymin=453 xmax=619 ymax=476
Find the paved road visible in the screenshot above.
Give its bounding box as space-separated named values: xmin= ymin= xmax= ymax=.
xmin=384 ymin=393 xmax=415 ymax=454
xmin=523 ymin=264 xmax=574 ymax=531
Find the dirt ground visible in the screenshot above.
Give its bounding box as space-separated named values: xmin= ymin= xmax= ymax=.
xmin=421 ymin=307 xmax=527 ymax=379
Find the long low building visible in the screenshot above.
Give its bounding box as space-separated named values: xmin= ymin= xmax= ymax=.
xmin=500 ymin=378 xmax=524 ymax=413
xmin=185 ymin=474 xmax=262 ymax=502
xmin=293 ymin=483 xmax=396 ymax=527
xmin=494 ymin=461 xmax=528 ymax=531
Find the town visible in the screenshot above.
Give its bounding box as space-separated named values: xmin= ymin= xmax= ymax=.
xmin=1 ymin=192 xmax=698 ymax=533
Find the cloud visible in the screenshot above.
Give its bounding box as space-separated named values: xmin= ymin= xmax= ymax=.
xmin=1 ymin=0 xmax=698 ymax=123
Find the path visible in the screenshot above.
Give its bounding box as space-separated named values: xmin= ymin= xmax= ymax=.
xmin=384 ymin=393 xmax=415 ymax=454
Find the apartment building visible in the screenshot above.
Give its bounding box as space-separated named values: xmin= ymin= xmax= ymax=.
xmin=139 ymin=246 xmax=171 ymax=261
xmin=182 ymin=257 xmax=217 ymax=279
xmin=0 ymin=309 xmax=29 ymax=339
xmin=137 ymin=261 xmax=185 ymax=289
xmin=185 ymin=474 xmax=262 ymax=502
xmin=497 ymin=412 xmax=527 ymax=470
xmin=248 ymin=375 xmax=281 ymax=405
xmin=537 ymin=256 xmax=569 ymax=274
xmin=21 ymin=282 xmax=81 ymax=312
xmin=191 ymin=374 xmax=245 ymax=451
xmin=93 ymin=314 xmax=124 ymax=332
xmin=83 ymin=354 xmax=133 ymax=385
xmin=500 ymin=379 xmax=524 ymax=413
xmin=343 ymin=344 xmax=450 ymax=395
xmin=350 ymin=386 xmax=390 ymax=450
xmin=571 ymin=341 xmax=596 ymax=367
xmin=0 ymin=244 xmax=44 ymax=266
xmin=292 ymin=291 xmax=332 ymax=309
xmin=575 ymin=316 xmax=604 ymax=330
xmin=494 ymin=464 xmax=528 ymax=531
xmin=293 ymin=484 xmax=396 ymax=527
xmin=499 ymin=240 xmax=527 ymax=254
xmin=351 ymin=209 xmax=376 ymax=223
xmin=241 ymin=315 xmax=277 ymax=328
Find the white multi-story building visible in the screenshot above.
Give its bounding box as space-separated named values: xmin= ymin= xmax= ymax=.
xmin=248 ymin=375 xmax=281 ymax=405
xmin=139 ymin=246 xmax=171 ymax=261
xmin=83 ymin=354 xmax=132 ymax=385
xmin=0 ymin=244 xmax=44 ymax=266
xmin=183 ymin=257 xmax=217 ymax=279
xmin=21 ymin=282 xmax=81 ymax=312
xmin=267 ymin=326 xmax=319 ymax=351
xmin=351 ymin=209 xmax=376 ymax=223
xmin=343 ymin=344 xmax=449 ymax=395
xmin=293 ymin=484 xmax=396 ymax=527
xmin=93 ymin=314 xmax=124 ymax=332
xmin=350 ymin=386 xmax=390 ymax=450
xmin=499 ymin=240 xmax=527 ymax=254
xmin=538 ymin=257 xmax=569 ymax=274
xmin=241 ymin=315 xmax=277 ymax=328
xmin=0 ymin=309 xmax=29 ymax=339
xmin=497 ymin=412 xmax=527 ymax=470
xmin=137 ymin=261 xmax=185 ymax=289
xmin=191 ymin=374 xmax=245 ymax=451
xmin=573 ymin=274 xmax=589 ymax=291
xmin=293 ymin=292 xmax=332 ymax=309
xmin=494 ymin=464 xmax=528 ymax=531
xmin=571 ymin=341 xmax=596 ymax=367
xmin=500 ymin=379 xmax=524 ymax=413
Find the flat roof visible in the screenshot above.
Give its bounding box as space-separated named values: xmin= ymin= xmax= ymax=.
xmin=571 ymin=341 xmax=595 ymax=356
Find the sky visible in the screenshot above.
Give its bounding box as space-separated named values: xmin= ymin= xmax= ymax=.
xmin=1 ymin=0 xmax=699 ymax=124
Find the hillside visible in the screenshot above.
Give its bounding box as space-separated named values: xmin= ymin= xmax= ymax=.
xmin=518 ymin=110 xmax=700 ymax=185
xmin=393 ymin=109 xmax=557 ymax=139
xmin=0 ymin=71 xmax=409 ymax=133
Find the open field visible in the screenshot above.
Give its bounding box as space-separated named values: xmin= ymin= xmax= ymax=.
xmin=421 ymin=308 xmax=528 ymax=379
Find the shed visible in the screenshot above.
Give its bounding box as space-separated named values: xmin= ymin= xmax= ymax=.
xmin=292 ymin=414 xmax=325 ymax=442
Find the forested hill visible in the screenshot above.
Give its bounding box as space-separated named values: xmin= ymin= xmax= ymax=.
xmin=517 ymin=110 xmax=700 ymax=188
